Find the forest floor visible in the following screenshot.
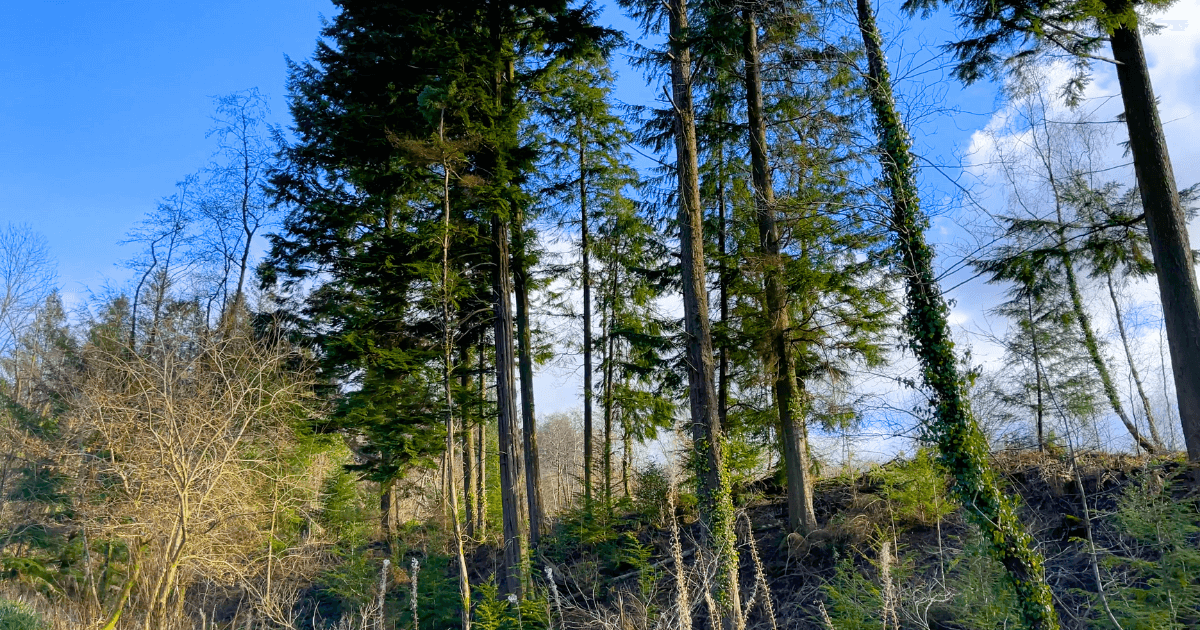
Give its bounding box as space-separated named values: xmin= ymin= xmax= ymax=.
xmin=462 ymin=451 xmax=1200 ymax=630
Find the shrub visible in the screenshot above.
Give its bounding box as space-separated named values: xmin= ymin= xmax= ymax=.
xmin=633 ymin=463 xmax=671 ymax=527
xmin=872 ymin=448 xmax=954 ymax=528
xmin=1104 ymin=473 xmax=1200 ymax=630
xmin=0 ymin=600 xmax=44 ymax=630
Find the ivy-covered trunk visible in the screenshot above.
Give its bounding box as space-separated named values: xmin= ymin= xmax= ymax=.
xmin=742 ymin=8 xmax=817 ymax=533
xmin=669 ymin=0 xmax=742 ymax=626
xmin=856 ymin=1 xmax=1059 ymax=628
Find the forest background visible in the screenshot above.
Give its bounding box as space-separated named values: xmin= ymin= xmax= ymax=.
xmin=4 ymin=1 xmax=1197 ymax=460
xmin=1 ymin=0 xmax=1200 ymax=629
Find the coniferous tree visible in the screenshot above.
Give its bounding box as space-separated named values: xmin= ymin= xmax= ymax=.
xmin=534 ymin=50 xmax=634 ymax=509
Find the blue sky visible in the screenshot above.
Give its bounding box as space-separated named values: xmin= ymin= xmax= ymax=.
xmin=0 ymin=0 xmax=334 ymax=297
xmin=3 ymin=0 xmax=1198 ymax=453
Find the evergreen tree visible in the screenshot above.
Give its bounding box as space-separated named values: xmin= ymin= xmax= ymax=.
xmin=533 ymin=50 xmax=635 ymax=510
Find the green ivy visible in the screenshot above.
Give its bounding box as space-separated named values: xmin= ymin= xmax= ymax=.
xmin=856 ymin=0 xmax=1059 ymax=627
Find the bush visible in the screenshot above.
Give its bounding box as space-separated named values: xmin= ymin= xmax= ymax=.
xmin=0 ymin=600 xmax=44 ymax=630
xmin=318 ymin=468 xmax=372 ymax=547
xmin=1104 ymin=473 xmax=1200 ymax=630
xmin=871 ymin=448 xmax=954 ymax=528
xmin=633 ymin=463 xmax=671 ymax=527
xmin=472 ymin=580 xmax=548 ymax=630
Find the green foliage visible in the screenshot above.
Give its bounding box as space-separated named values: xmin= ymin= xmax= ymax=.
xmin=318 ymin=468 xmax=372 ymax=547
xmin=394 ymin=554 xmax=463 ymax=630
xmin=632 ymin=463 xmax=672 ymax=527
xmin=873 ymin=449 xmax=955 ymax=528
xmin=0 ymin=601 xmax=44 ymax=630
xmin=472 ymin=580 xmax=548 ymax=630
xmin=1104 ymin=474 xmax=1200 ymax=629
xmin=313 ymin=554 xmax=378 ymax=615
xmin=822 ymin=556 xmax=882 ymax=630
xmin=940 ymin=534 xmax=1020 ymax=629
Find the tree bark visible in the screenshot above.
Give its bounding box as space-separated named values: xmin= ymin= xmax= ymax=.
xmin=602 ymin=261 xmax=618 ymax=508
xmin=513 ymin=209 xmax=544 ymax=549
xmin=380 ymin=480 xmax=393 ymax=541
xmin=742 ymin=9 xmax=817 ymax=533
xmin=856 ymin=0 xmax=1059 ymax=627
xmin=1107 ymin=274 xmax=1164 ymax=449
xmin=580 ymin=114 xmax=595 ymax=509
xmin=1026 ymin=294 xmax=1046 ymax=452
xmin=1107 ymin=19 xmax=1200 ymax=461
xmin=492 ymin=213 xmax=527 ymax=596
xmin=669 ymin=0 xmax=742 ymax=626
xmin=462 ymin=344 xmax=477 ymax=539
xmin=477 ymin=346 xmax=488 ymax=536
xmin=717 ymin=135 xmax=730 ymax=433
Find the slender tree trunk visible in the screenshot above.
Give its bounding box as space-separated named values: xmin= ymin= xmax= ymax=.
xmin=100 ymin=542 xmax=141 ymax=630
xmin=1026 ymin=294 xmax=1046 ymax=452
xmin=513 ymin=209 xmax=544 ymax=549
xmin=1034 ymin=113 xmax=1159 ymax=454
xmin=717 ymin=137 xmax=730 ymax=432
xmin=580 ymin=115 xmax=595 ymax=509
xmin=669 ymin=0 xmax=742 ymax=625
xmin=380 ymin=480 xmax=393 ymax=541
xmin=440 ymin=132 xmax=472 ymax=628
xmin=491 ymin=213 xmax=527 ymax=597
xmin=1060 ymin=241 xmax=1158 ymax=453
xmin=477 ymin=346 xmax=488 ymax=536
xmin=462 ymin=345 xmax=477 ymax=539
xmin=856 ymin=1 xmax=1059 ymax=627
xmin=742 ymin=9 xmax=816 ymax=532
xmin=622 ymin=413 xmax=632 ymax=499
xmin=1107 ymin=274 xmax=1164 ymax=449
xmin=1107 ymin=14 xmax=1200 ymax=461
xmin=602 ymin=262 xmax=618 ymax=509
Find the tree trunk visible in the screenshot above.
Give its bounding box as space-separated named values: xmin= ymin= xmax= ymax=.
xmin=622 ymin=415 xmax=632 ymax=499
xmin=380 ymin=480 xmax=393 ymax=541
xmin=513 ymin=209 xmax=544 ymax=549
xmin=1034 ymin=114 xmax=1160 ymax=454
xmin=1107 ymin=274 xmax=1165 ymax=449
xmin=742 ymin=9 xmax=817 ymax=533
xmin=440 ymin=139 xmax=472 ymax=628
xmin=477 ymin=347 xmax=488 ymax=537
xmin=1061 ymin=239 xmax=1158 ymax=453
xmin=602 ymin=263 xmax=617 ymax=509
xmin=462 ymin=344 xmax=477 ymax=539
xmin=856 ymin=0 xmax=1060 ymax=627
xmin=580 ymin=114 xmax=595 ymax=509
xmin=717 ymin=136 xmax=730 ymax=433
xmin=1026 ymin=294 xmax=1046 ymax=452
xmin=669 ymin=0 xmax=742 ymax=626
xmin=491 ymin=214 xmax=527 ymax=597
xmin=1107 ymin=19 xmax=1200 ymax=461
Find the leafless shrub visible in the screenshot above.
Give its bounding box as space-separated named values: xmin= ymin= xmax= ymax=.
xmin=70 ymin=322 xmax=318 ymax=627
